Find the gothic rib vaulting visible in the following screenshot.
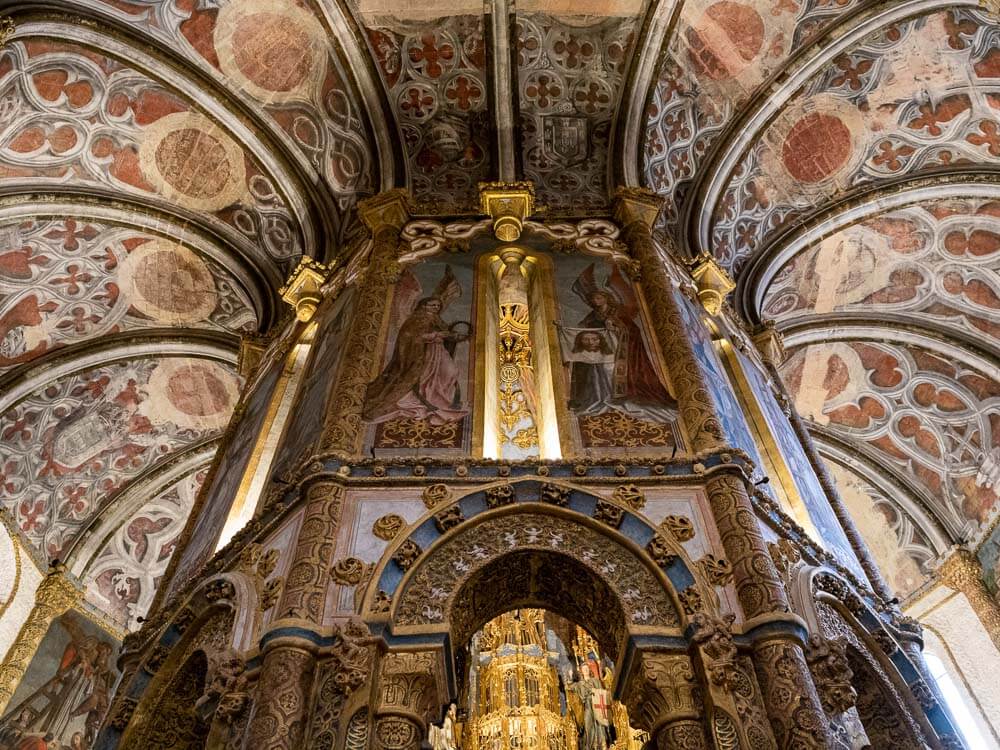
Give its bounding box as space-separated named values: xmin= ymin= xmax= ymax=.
xmin=0 ymin=0 xmax=999 ymax=745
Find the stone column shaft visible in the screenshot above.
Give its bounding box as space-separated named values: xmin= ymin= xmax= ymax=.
xmin=656 ymin=719 xmax=708 ymax=750
xmin=243 ymin=481 xmax=344 ymax=749
xmin=0 ymin=566 xmax=78 ymax=715
xmin=939 ymin=548 xmax=1000 ymax=652
xmin=321 ymin=189 xmax=409 ymax=455
xmin=614 ymin=188 xmax=831 ymax=749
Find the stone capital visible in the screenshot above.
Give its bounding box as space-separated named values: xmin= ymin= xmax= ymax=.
xmin=358 ymin=189 xmax=411 ymax=233
xmin=613 ymin=186 xmax=664 ymax=231
xmin=752 ymin=321 xmax=786 ymax=366
xmin=279 ymin=256 xmax=328 ymax=322
xmin=687 ymin=254 xmax=735 ymax=317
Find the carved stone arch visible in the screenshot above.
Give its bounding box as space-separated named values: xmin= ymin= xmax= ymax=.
xmin=122 ymin=649 xmax=212 ymax=750
xmin=362 ymin=479 xmax=709 ymax=661
xmin=796 ymin=566 xmax=956 ymax=747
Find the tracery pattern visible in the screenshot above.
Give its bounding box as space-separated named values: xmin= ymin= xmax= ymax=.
xmin=643 ymin=0 xmax=864 ymax=226
xmin=782 ymin=340 xmax=1000 ymax=532
xmin=517 ymin=14 xmax=637 ymax=211
xmin=366 ymin=16 xmax=489 ymax=210
xmin=0 ymin=39 xmax=301 ymax=259
xmin=0 ymin=217 xmax=255 ymax=373
xmin=711 ymin=9 xmax=1000 ymax=271
xmin=763 ymin=198 xmax=1000 ymax=346
xmin=0 ymin=357 xmax=239 ymax=559
xmin=83 ymin=467 xmax=208 ymax=630
xmin=89 ymin=0 xmax=375 ymax=220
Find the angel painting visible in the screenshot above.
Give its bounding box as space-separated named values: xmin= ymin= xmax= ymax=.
xmin=559 ymin=263 xmax=676 ymax=422
xmin=364 ymin=265 xmax=471 ymax=426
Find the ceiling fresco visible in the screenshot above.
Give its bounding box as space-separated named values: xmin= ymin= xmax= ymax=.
xmin=708 ymin=8 xmax=1000 ymax=272
xmin=0 ymin=216 xmax=256 ymax=373
xmin=761 ymin=198 xmax=1000 ymax=347
xmin=0 ymin=355 xmax=239 ymax=560
xmin=782 ymin=340 xmax=1000 ymax=537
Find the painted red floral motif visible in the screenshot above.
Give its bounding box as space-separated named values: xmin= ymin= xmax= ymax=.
xmin=445 ymin=75 xmax=482 ymax=111
xmin=408 ymin=33 xmax=454 ymax=79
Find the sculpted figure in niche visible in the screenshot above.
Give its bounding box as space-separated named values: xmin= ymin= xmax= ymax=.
xmin=560 ymin=264 xmax=675 ymax=422
xmin=364 ymin=266 xmax=471 ymax=425
xmin=570 ymin=663 xmax=612 ymax=750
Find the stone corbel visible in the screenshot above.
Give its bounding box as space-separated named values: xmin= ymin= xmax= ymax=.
xmin=752 ymin=321 xmax=786 ymax=367
xmin=279 ymin=256 xmax=329 ymax=322
xmin=687 ymin=254 xmax=735 ymax=317
xmin=479 ymin=181 xmax=536 ymax=241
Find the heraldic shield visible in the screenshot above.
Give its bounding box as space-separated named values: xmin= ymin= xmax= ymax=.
xmin=543 ymin=115 xmax=589 ymax=165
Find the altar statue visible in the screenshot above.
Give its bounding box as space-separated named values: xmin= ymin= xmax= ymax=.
xmin=571 ymin=663 xmax=610 ymax=750
xmin=429 ymin=703 xmax=458 ymax=750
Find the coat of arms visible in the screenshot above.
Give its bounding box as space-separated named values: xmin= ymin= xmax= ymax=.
xmin=542 ymin=115 xmax=588 ymax=165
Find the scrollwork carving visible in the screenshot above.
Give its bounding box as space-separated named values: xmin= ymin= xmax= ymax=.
xmin=423 ymin=483 xmax=452 ymax=508
xmin=699 ymin=555 xmax=733 ymax=587
xmin=805 ymin=635 xmax=857 ymax=716
xmin=593 ymin=500 xmax=625 ymax=529
xmin=374 ymin=514 xmax=406 ymax=541
xmin=660 ymin=515 xmax=695 ymax=542
xmin=434 ymin=505 xmax=465 ymax=533
xmin=647 ymin=535 xmax=678 ymax=567
xmin=539 ymin=483 xmax=570 ymax=507
xmin=333 ymin=557 xmax=367 ymax=585
xmin=485 ymin=484 xmax=516 ymax=508
xmin=612 ymin=483 xmax=645 ymax=510
xmin=393 ymin=540 xmax=423 ymax=572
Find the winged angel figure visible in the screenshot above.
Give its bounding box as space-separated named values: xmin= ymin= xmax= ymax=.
xmin=364 ymin=266 xmax=470 ymax=426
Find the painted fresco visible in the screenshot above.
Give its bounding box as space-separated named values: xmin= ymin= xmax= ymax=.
xmin=977 ymin=522 xmax=1000 ymax=597
xmin=0 ymin=357 xmax=239 ymax=560
xmin=827 ymin=462 xmax=933 ymax=599
xmin=554 ymin=257 xmax=680 ymax=451
xmin=763 ymin=198 xmax=1000 ymax=346
xmin=165 ymin=351 xmax=285 ymax=594
xmin=733 ymin=347 xmax=862 ymax=576
xmin=0 ymin=218 xmax=255 ymax=374
xmin=91 ymin=0 xmax=374 ymax=213
xmin=270 ymin=287 xmax=356 ymax=480
xmin=0 ymin=39 xmax=300 ymax=259
xmin=82 ymin=467 xmax=207 ymax=630
xmin=712 ymin=9 xmax=1000 ymax=271
xmin=366 ymin=256 xmax=475 ymax=453
xmin=517 ymin=14 xmax=639 ymax=211
xmin=365 ymin=15 xmax=489 ymax=210
xmin=782 ymin=341 xmax=1000 ymax=533
xmin=644 ymin=0 xmax=863 ymax=226
xmin=0 ymin=611 xmax=120 ymax=750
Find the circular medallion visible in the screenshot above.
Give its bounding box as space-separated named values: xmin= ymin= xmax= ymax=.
xmin=686 ymin=1 xmax=764 ymax=82
xmin=118 ymin=240 xmax=218 ymax=324
xmin=780 ymin=112 xmax=853 ymax=183
xmin=215 ymin=0 xmax=327 ymax=104
xmin=146 ymin=358 xmax=240 ymax=430
xmin=139 ymin=112 xmax=246 ymax=212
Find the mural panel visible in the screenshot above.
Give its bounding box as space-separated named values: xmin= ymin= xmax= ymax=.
xmin=0 ymin=357 xmax=239 ymax=560
xmin=782 ymin=340 xmax=1000 ymax=533
xmin=0 ymin=39 xmax=300 ymax=259
xmin=0 ymin=218 xmax=255 ymax=373
xmin=0 ymin=611 xmax=120 ymax=750
xmin=711 ymin=9 xmax=1000 ymax=271
xmin=763 ymin=198 xmax=1000 ymax=346
xmin=366 ymin=256 xmax=475 ymax=453
xmin=554 ymin=256 xmax=680 ymax=451
xmin=82 ymin=467 xmax=207 ymax=630
xmin=269 ymin=287 xmax=356 ymax=480
xmin=164 ymin=350 xmax=285 ymax=593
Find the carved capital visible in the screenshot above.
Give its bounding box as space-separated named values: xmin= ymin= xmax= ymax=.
xmin=479 ymin=181 xmax=535 ymax=241
xmin=752 ymin=321 xmax=786 ymax=366
xmin=623 ymin=652 xmax=701 ymax=734
xmin=613 ymin=186 xmax=664 ymax=231
xmin=804 ymin=634 xmax=857 ymax=716
xmin=359 ymin=189 xmax=411 ymax=233
xmin=279 ymin=256 xmax=328 ymax=322
xmin=687 ymin=254 xmax=735 ymax=317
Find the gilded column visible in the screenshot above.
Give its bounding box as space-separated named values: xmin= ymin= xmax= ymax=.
xmin=320 ymin=189 xmax=410 ymax=454
xmin=938 ymin=548 xmax=1000 ymax=652
xmin=243 ymin=480 xmax=345 ymax=749
xmin=0 ymin=563 xmax=79 ymax=714
xmin=614 ymin=188 xmax=831 ymax=748
xmin=753 ymin=325 xmax=895 ymax=604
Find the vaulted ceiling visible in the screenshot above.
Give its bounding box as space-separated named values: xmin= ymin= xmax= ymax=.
xmin=0 ymin=0 xmax=996 ymax=625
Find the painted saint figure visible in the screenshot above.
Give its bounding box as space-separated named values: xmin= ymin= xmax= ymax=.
xmin=561 ymin=263 xmax=676 ymax=422
xmin=364 ymin=266 xmax=470 ymax=426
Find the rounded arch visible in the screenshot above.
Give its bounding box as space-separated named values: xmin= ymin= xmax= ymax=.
xmin=363 ymin=480 xmax=712 ymax=666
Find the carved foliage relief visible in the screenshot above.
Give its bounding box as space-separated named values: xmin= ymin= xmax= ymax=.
xmin=782 ymin=340 xmax=1000 ymax=530
xmin=763 ymin=199 xmax=1000 ymax=346
xmin=0 ymin=357 xmax=240 ymax=559
xmin=394 ymin=512 xmax=679 ymax=635
xmin=0 ymin=218 xmax=256 ymax=373
xmin=83 ymin=467 xmax=208 ymax=630
xmin=712 ymin=10 xmax=1000 ymax=271
xmin=643 ymin=0 xmax=863 ymax=225
xmin=0 ymin=40 xmax=301 ymax=258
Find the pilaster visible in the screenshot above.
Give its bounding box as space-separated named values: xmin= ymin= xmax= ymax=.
xmin=321 ymin=189 xmax=410 ymax=454
xmin=938 ymin=548 xmax=1000 ymax=652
